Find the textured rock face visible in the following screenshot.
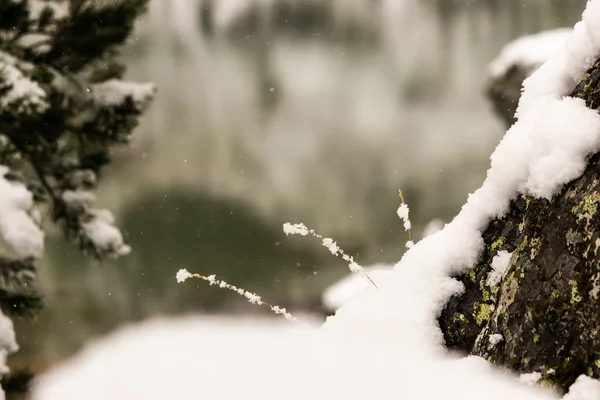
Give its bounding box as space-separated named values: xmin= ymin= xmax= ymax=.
xmin=440 ymin=60 xmax=600 ymax=393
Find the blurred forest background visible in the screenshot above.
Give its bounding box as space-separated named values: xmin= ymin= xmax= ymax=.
xmin=13 ymin=0 xmax=587 ymax=373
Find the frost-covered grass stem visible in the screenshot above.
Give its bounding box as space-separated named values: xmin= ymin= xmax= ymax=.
xmin=175 ymin=269 xmax=296 ymax=321
xmin=282 ymin=223 xmax=378 ymax=288
xmin=397 ymin=190 xmax=414 ymax=249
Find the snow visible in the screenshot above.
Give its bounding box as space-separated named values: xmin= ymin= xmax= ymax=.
xmin=176 ymin=268 xmax=191 ymax=283
xmin=517 ymin=3 xmax=600 ymax=119
xmin=62 ymin=191 xmax=130 ymax=257
xmin=396 ymin=203 xmax=411 ymax=230
xmin=0 ymin=166 xmax=44 ymax=258
xmin=488 ymin=333 xmax=504 ymax=349
xmin=0 ymin=309 xmax=18 ymax=400
xmin=282 ymin=222 xmax=309 ymax=236
xmin=32 ymin=316 xmax=556 ymax=400
xmin=91 ymin=79 xmax=156 ymax=111
xmin=31 ymin=1 xmax=600 ymax=399
xmin=489 ymin=29 xmax=571 ymax=79
xmin=487 ymin=250 xmax=513 ymax=287
xmin=0 ymin=53 xmax=48 ymax=115
xmin=423 ymin=218 xmax=444 ymax=238
xmin=321 ymin=238 xmax=339 ymax=255
xmin=519 ymin=97 xmax=600 ymax=199
xmin=82 ymin=209 xmax=130 ymax=256
xmin=519 ymin=372 xmax=543 ymax=386
xmin=62 ymin=190 xmax=96 ymax=207
xmin=563 ymin=376 xmax=600 ymax=400
xmin=321 ymin=264 xmax=394 ymax=312
xmin=348 ymin=261 xmax=362 ymax=272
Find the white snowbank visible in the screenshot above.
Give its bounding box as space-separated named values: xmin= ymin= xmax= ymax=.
xmin=489 ymin=29 xmax=572 ymax=79
xmin=32 ymin=316 xmax=556 ymax=400
xmin=563 ymin=376 xmax=600 ymax=400
xmin=520 ymin=372 xmax=543 ymax=386
xmin=423 ymin=218 xmax=444 ymax=238
xmin=31 ymin=1 xmax=600 ymax=399
xmin=0 ymin=166 xmax=44 ymax=258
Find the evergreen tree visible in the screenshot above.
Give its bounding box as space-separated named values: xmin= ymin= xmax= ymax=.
xmin=0 ymin=0 xmax=153 ymax=396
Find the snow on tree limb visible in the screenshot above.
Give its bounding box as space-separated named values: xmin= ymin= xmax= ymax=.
xmin=0 ymin=166 xmax=43 ymax=258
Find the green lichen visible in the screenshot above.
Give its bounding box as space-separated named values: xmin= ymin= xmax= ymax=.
xmin=491 ymin=237 xmax=505 ymax=251
xmin=583 ymin=73 xmax=593 ymax=93
xmin=595 ymin=360 xmax=600 ymax=369
xmin=569 ymin=280 xmax=583 ymax=305
xmin=583 ymin=195 xmax=599 ymax=217
xmin=453 ymin=313 xmax=468 ymax=324
xmin=534 ymin=334 xmax=540 ymax=344
xmin=526 ymin=309 xmax=533 ymax=323
xmin=473 ymin=302 xmax=493 ymax=327
xmin=479 ymin=279 xmax=492 ymax=302
xmin=481 ymin=287 xmax=490 ymax=302
xmin=525 ymin=198 xmax=531 ymax=209
xmin=468 ymin=269 xmax=476 ymax=281
xmin=491 ymin=284 xmax=500 ymax=296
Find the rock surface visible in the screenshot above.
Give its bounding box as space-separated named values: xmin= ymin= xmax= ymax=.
xmin=440 ymin=59 xmax=600 ymax=394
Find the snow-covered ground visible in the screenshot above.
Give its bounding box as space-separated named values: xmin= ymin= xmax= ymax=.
xmin=31 ymin=1 xmax=600 ymax=399
xmin=33 ymin=316 xmax=555 ymax=400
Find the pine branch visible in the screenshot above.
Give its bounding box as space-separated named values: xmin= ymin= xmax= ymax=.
xmin=47 ymin=0 xmax=149 ymax=72
xmin=0 ymin=368 xmax=34 ymax=395
xmin=0 ymin=257 xmax=43 ymax=317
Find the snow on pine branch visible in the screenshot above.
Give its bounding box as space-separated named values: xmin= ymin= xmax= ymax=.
xmin=282 ymin=222 xmax=377 ymax=287
xmin=176 ymin=269 xmax=296 ymax=321
xmin=92 ymin=80 xmax=156 ymax=112
xmin=0 ymin=307 xmax=18 ymax=400
xmin=0 ymin=167 xmax=44 ymax=258
xmin=62 ymin=191 xmax=131 ymax=258
xmin=81 ymin=209 xmax=131 ymax=257
xmin=0 ymin=54 xmax=48 ymax=116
